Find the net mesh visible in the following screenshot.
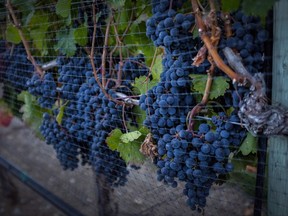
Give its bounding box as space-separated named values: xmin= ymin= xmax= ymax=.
xmin=0 ymin=0 xmax=279 ymax=215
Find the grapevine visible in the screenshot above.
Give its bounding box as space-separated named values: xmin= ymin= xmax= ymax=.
xmin=0 ymin=0 xmax=279 ymax=212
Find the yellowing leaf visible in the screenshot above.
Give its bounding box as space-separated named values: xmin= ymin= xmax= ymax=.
xmin=120 ymin=131 xmax=142 ymax=143
xmin=56 ymin=102 xmax=68 ymax=125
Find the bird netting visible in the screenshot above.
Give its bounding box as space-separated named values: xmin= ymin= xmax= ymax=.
xmin=0 ymin=0 xmax=283 ymax=215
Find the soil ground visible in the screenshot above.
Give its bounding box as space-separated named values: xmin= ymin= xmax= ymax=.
xmin=0 ymin=118 xmax=262 ymax=216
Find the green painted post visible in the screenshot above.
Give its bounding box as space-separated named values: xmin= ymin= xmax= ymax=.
xmin=268 ymin=0 xmax=288 ymax=215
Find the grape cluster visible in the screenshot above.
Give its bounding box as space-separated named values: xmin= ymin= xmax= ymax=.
xmin=141 ymin=0 xmax=270 ymax=210
xmin=219 ymin=11 xmax=269 ymax=108
xmin=3 ymin=46 xmax=34 ymax=92
xmin=40 ymin=112 xmax=81 ymax=170
xmin=26 ymin=73 xmax=57 ymax=109
xmin=57 ymin=56 xmax=89 ymax=100
xmin=38 ymin=51 xmax=149 ymax=186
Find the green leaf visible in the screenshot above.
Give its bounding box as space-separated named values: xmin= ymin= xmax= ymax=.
xmin=120 ymin=131 xmax=142 ymax=143
xmin=24 ymin=11 xmax=35 ymax=26
xmin=151 ymin=54 xmax=162 ymax=81
xmin=28 ymin=11 xmax=49 ymax=55
xmin=54 ymin=27 xmax=76 ymax=57
xmin=6 ymin=24 xmax=21 ymax=44
xmin=30 ymin=29 xmax=48 ymax=55
xmin=132 ymin=105 xmax=146 ymax=128
xmin=117 ymin=138 xmax=145 ymax=164
xmin=56 ymin=102 xmax=67 ymax=125
xmin=190 ymin=74 xmax=230 ymax=99
xmin=107 ymin=0 xmax=126 ymax=9
xmin=11 ymin=0 xmax=36 ymax=25
xmin=222 ymin=0 xmax=240 ymax=12
xmin=241 ymin=0 xmax=274 ymax=23
xmin=17 ymin=91 xmax=48 ymax=138
xmin=239 ymin=132 xmax=258 ymax=156
xmin=106 ymin=128 xmax=123 ymax=151
xmin=133 ymin=76 xmax=158 ymax=95
xmin=106 ymin=129 xmax=146 ymax=164
xmin=56 ymin=0 xmax=71 ymax=18
xmin=74 ymin=24 xmax=88 ymax=46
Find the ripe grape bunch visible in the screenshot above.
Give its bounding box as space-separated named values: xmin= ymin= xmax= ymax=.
xmin=26 ymin=72 xmax=57 ymax=109
xmin=141 ymin=0 xmax=269 ymax=211
xmin=3 ymin=45 xmax=34 ymax=93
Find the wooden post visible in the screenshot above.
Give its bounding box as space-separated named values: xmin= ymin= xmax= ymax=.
xmin=268 ymin=0 xmax=288 ymax=215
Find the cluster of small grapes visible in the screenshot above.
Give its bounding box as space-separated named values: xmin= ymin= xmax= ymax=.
xmin=3 ymin=46 xmax=34 ymax=92
xmin=219 ymin=11 xmax=269 ymax=108
xmin=57 ymin=55 xmax=89 ymax=100
xmin=142 ymin=0 xmax=200 ymax=192
xmin=40 ymin=112 xmax=82 ymax=170
xmin=26 ymin=73 xmax=57 ymax=109
xmin=142 ymin=1 xmax=263 ymax=211
xmin=75 ymin=69 xmax=130 ymax=186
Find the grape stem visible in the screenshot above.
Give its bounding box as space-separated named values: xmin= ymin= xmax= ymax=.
xmin=90 ymin=2 xmax=123 ymax=105
xmin=101 ymin=15 xmax=112 ymax=89
xmin=6 ymin=1 xmax=44 ymax=77
xmin=111 ymin=17 xmax=124 ymax=87
xmin=191 ymin=0 xmax=246 ymax=84
xmin=188 ymin=0 xmax=220 ymax=132
xmin=122 ymin=104 xmax=128 ymax=133
xmin=188 ymin=64 xmax=214 ymax=131
xmin=221 ymin=12 xmax=233 ymax=38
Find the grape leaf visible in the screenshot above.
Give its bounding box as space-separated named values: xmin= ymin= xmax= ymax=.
xmin=190 ymin=74 xmax=230 ymax=99
xmin=11 ymin=0 xmax=36 ymax=25
xmin=56 ymin=0 xmax=71 ymax=18
xmin=133 ymin=76 xmax=158 ymax=95
xmin=28 ymin=12 xmax=49 ymax=55
xmin=132 ymin=105 xmax=147 ymax=128
xmin=120 ymin=131 xmax=142 ymax=143
xmin=222 ymin=0 xmax=240 ymax=12
xmin=6 ymin=24 xmax=21 ymax=44
xmin=74 ymin=24 xmax=88 ymax=46
xmin=17 ymin=91 xmax=48 ymax=138
xmin=106 ymin=129 xmax=146 ymax=164
xmin=151 ymin=54 xmax=162 ymax=81
xmin=108 ymin=0 xmax=126 ymax=9
xmin=239 ymin=132 xmax=258 ymax=156
xmin=54 ymin=27 xmax=76 ymax=57
xmin=30 ymin=29 xmax=48 ymax=56
xmin=106 ymin=128 xmax=122 ymax=151
xmin=56 ymin=101 xmax=68 ymax=125
xmin=241 ymin=0 xmax=274 ymax=23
